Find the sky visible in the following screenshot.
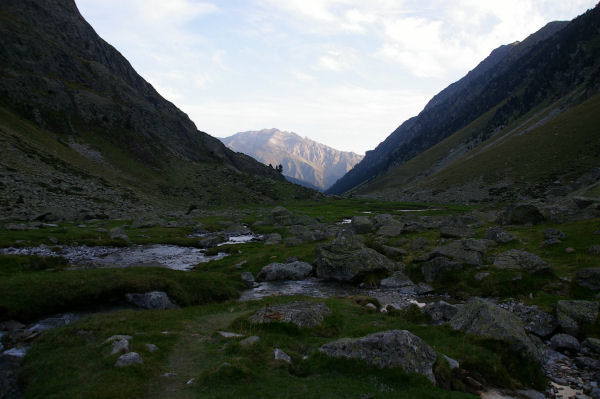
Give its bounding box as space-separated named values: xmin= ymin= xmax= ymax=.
xmin=75 ymin=0 xmax=598 ymax=154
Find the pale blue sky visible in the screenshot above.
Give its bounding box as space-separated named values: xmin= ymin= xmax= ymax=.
xmin=76 ymin=0 xmax=597 ymax=154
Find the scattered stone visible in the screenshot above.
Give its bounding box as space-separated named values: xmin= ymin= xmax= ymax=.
xmin=484 ymin=227 xmax=517 ymax=244
xmin=440 ymin=225 xmax=475 ymax=239
xmin=475 ymin=272 xmax=490 ymax=280
xmin=264 ymin=233 xmax=282 ymax=245
xmin=315 ymin=230 xmax=395 ymax=282
xmin=110 ymin=339 xmax=130 ymax=355
xmin=493 ymin=249 xmax=550 ymax=274
xmin=114 ymin=352 xmax=143 ymax=367
xmin=217 ymin=331 xmax=244 ymax=338
xmin=105 ymin=335 xmax=132 ymax=343
xmin=550 ymin=334 xmax=581 ymax=353
xmin=256 ymin=261 xmax=313 ymax=281
xmin=589 ymin=245 xmax=600 ymax=256
xmin=274 ymin=348 xmax=291 ymax=363
xmin=145 ymin=344 xmax=158 ymax=352
xmin=380 ymin=271 xmax=414 ymax=289
xmin=125 ymin=291 xmax=177 ymax=310
xmin=574 ymin=268 xmax=600 ymax=291
xmin=319 ymin=330 xmax=437 ymax=383
xmin=351 ymin=216 xmax=374 ymax=234
xmin=240 ymin=272 xmax=256 ymax=288
xmin=410 ymin=237 xmax=430 ymax=251
xmin=239 ymin=336 xmax=260 ymax=348
xmin=544 ymin=228 xmax=566 ymax=240
xmin=109 ymin=226 xmax=130 ymax=242
xmin=421 ymin=256 xmax=462 ymax=283
xmin=497 ymin=204 xmax=545 ymax=225
xmin=450 ymin=297 xmax=540 ymax=360
xmin=423 ymin=301 xmax=459 ymax=325
xmin=249 ymin=301 xmax=332 ymax=328
xmin=555 ymin=300 xmax=599 ymax=336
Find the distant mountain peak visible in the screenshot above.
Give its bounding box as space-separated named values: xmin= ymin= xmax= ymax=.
xmin=221 ymin=129 xmax=363 ymax=191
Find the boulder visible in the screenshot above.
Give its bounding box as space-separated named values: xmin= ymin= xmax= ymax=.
xmin=543 ymin=228 xmax=566 ymax=241
xmin=423 ymin=301 xmax=459 ymax=325
xmin=115 ymin=352 xmax=143 ymax=367
xmin=493 ymin=250 xmax=550 ymax=274
xmin=125 ymin=291 xmax=177 ymax=310
xmin=239 ymin=336 xmax=260 ymax=348
xmin=256 ymin=261 xmax=313 ymax=281
xmin=319 ymin=330 xmax=437 ymax=383
xmin=266 ymin=206 xmax=296 ymax=226
xmin=274 ymin=348 xmax=291 ymax=363
xmin=377 ymin=245 xmax=407 ymax=258
xmin=110 ymin=339 xmax=130 ymax=355
xmin=315 ymin=230 xmax=396 ymax=282
xmin=351 ymin=216 xmax=374 ymax=234
xmin=550 ymin=333 xmax=580 ymax=353
xmin=249 ymin=301 xmax=332 ymax=328
xmin=109 ymin=226 xmax=130 ymax=242
xmin=240 ymin=272 xmax=256 ymax=288
xmin=421 ymin=256 xmax=462 ymax=283
xmin=573 ymin=268 xmax=600 ymax=290
xmin=432 ymin=239 xmax=493 ymax=266
xmin=145 ymin=344 xmax=159 ymax=352
xmin=501 ymin=302 xmax=556 ymax=338
xmin=440 ymin=226 xmax=475 ymax=239
xmin=380 ymin=271 xmax=414 ymax=289
xmin=198 ymin=235 xmax=224 ymax=248
xmin=583 ymin=337 xmax=600 ymax=354
xmin=264 ymin=233 xmax=282 ymax=245
xmin=497 ymin=204 xmax=545 ymax=225
xmin=376 ymin=221 xmax=404 ymax=237
xmin=555 ymin=300 xmax=599 ymax=336
xmin=449 ymin=298 xmax=540 ymax=360
xmin=410 ymin=237 xmax=430 ymax=251
xmin=484 ymin=227 xmax=517 ymax=244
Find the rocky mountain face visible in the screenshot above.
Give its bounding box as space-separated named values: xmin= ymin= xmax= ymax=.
xmin=327 ymin=5 xmax=600 ymax=201
xmin=0 ymin=0 xmax=315 ymax=220
xmin=221 ymin=129 xmax=363 ymax=191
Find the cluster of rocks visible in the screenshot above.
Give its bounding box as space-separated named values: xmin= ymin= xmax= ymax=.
xmin=105 ymin=334 xmax=158 ymax=367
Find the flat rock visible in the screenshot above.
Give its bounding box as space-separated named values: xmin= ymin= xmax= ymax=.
xmin=555 ymin=300 xmax=599 ymax=336
xmin=217 ymin=331 xmax=244 ymax=338
xmin=440 ymin=225 xmax=475 ymax=239
xmin=574 ymin=268 xmax=600 ymax=290
xmin=319 ymin=330 xmax=437 ymax=383
xmin=484 ymin=227 xmax=517 ymax=244
xmin=315 ymin=230 xmax=395 ymax=282
xmin=493 ymin=250 xmax=550 ymax=274
xmin=249 ymin=301 xmax=332 ymax=328
xmin=257 ymin=261 xmax=312 ymax=281
xmin=115 ymin=352 xmax=143 ymax=367
xmin=421 ymin=256 xmax=462 ymax=283
xmin=450 ymin=298 xmax=540 ymax=360
xmin=125 ymin=291 xmax=177 ymax=310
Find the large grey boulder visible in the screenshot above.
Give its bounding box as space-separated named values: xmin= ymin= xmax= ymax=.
xmin=380 ymin=271 xmax=414 ymax=288
xmin=240 ymin=272 xmax=256 ymax=288
xmin=432 ymin=239 xmax=493 ymax=266
xmin=555 ymin=300 xmax=599 ymax=336
xmin=319 ymin=330 xmax=437 ymax=383
xmin=450 ymin=298 xmax=540 ymax=360
xmin=573 ymin=268 xmax=600 ymax=290
xmin=421 ymin=256 xmax=462 ymax=283
xmin=351 ymin=216 xmax=374 ymax=234
xmin=497 ymin=204 xmax=545 ymax=225
xmin=500 ymin=302 xmax=556 ymax=338
xmin=550 ymin=334 xmax=580 ymax=353
xmin=249 ymin=301 xmax=332 ymax=328
xmin=125 ymin=291 xmax=177 ymax=310
xmin=257 ymin=261 xmax=313 ymax=281
xmin=484 ymin=227 xmax=517 ymax=244
xmin=315 ymin=230 xmax=396 ymax=282
xmin=493 ymin=250 xmax=550 ymax=274
xmin=266 ymin=206 xmax=297 ymax=226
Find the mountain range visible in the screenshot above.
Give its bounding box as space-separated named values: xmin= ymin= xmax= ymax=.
xmin=220 ymin=129 xmax=363 ymax=191
xmin=328 ymin=6 xmax=600 ymax=203
xmin=0 ymin=0 xmax=315 ymax=221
